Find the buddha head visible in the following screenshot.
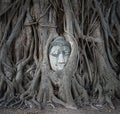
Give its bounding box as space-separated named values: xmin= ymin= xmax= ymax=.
xmin=49 ymin=36 xmax=71 ymax=71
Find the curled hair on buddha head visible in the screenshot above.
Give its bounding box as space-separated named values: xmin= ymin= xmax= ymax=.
xmin=49 ymin=36 xmax=71 ymax=51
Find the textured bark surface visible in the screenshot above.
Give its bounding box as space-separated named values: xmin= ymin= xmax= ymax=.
xmin=0 ymin=0 xmax=120 ymax=110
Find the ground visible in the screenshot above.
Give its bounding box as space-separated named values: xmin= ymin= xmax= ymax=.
xmin=0 ymin=107 xmax=120 ymax=114
xmin=0 ymin=100 xmax=120 ymax=114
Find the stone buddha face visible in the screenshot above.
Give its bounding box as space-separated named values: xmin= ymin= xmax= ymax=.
xmin=49 ymin=36 xmax=71 ymax=71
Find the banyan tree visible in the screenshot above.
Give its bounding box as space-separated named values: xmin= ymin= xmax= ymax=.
xmin=0 ymin=0 xmax=120 ymax=109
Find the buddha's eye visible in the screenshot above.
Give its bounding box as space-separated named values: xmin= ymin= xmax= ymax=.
xmin=64 ymin=51 xmax=70 ymax=56
xmin=62 ymin=46 xmax=71 ymax=56
xmin=50 ymin=51 xmax=59 ymax=57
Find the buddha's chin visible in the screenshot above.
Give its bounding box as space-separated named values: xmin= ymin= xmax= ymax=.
xmin=56 ymin=64 xmax=65 ymax=71
xmin=51 ymin=64 xmax=66 ymax=71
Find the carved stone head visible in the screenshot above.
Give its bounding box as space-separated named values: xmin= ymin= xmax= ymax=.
xmin=49 ymin=36 xmax=71 ymax=71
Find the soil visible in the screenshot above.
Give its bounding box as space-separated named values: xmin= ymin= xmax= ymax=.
xmin=0 ymin=107 xmax=119 ymax=114
xmin=0 ymin=100 xmax=120 ymax=114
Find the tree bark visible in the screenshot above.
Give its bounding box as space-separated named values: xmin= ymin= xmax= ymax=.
xmin=0 ymin=0 xmax=120 ymax=109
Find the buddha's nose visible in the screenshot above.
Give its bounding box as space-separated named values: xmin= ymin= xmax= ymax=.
xmin=58 ymin=53 xmax=65 ymax=64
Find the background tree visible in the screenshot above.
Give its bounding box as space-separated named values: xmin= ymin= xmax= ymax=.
xmin=0 ymin=0 xmax=120 ymax=109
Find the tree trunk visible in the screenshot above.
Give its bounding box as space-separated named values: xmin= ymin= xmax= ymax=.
xmin=0 ymin=0 xmax=120 ymax=109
